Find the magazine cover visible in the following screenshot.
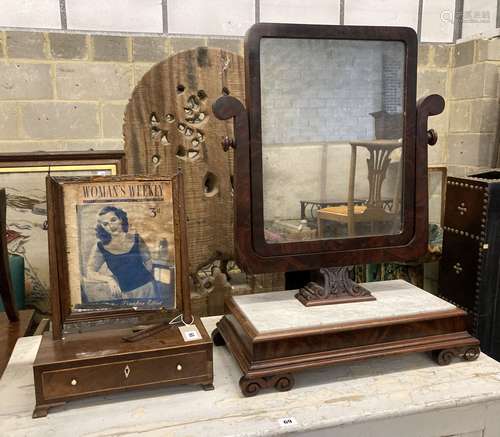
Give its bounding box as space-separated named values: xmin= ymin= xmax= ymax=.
xmin=62 ymin=179 xmax=176 ymax=310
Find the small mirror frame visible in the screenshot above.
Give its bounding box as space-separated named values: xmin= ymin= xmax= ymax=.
xmin=214 ymin=23 xmax=443 ymax=274
xmin=47 ymin=173 xmax=192 ymax=340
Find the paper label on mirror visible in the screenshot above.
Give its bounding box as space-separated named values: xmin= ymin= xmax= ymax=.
xmin=179 ymin=324 xmax=202 ymax=342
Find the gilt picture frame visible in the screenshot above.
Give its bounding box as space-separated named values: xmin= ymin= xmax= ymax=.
xmin=0 ymin=151 xmax=125 ymax=314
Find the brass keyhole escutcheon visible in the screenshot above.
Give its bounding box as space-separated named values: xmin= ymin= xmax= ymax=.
xmin=453 ymin=262 xmax=463 ymax=274
xmin=457 ymin=202 xmax=467 ymax=215
xmin=124 ymin=365 xmax=131 ymax=379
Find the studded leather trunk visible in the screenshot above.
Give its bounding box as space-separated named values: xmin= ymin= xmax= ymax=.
xmin=439 ymin=171 xmax=500 ymax=360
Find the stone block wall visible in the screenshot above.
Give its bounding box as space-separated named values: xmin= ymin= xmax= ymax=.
xmin=1 ymin=30 xmax=497 ymax=219
xmin=1 ymin=27 xmax=500 ymax=299
xmin=419 ymin=36 xmax=500 ymax=294
xmin=0 ymin=30 xmax=242 ymax=153
xmin=447 ymin=38 xmax=500 ymax=177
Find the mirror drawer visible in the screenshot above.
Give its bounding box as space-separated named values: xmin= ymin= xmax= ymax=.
xmin=41 ymin=350 xmax=209 ymax=400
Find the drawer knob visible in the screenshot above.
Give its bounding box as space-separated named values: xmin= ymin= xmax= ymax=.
xmin=71 ymin=379 xmax=78 ymax=386
xmin=176 ymin=364 xmax=183 ymax=371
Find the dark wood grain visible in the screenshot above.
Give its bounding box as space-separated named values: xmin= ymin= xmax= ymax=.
xmin=0 ymin=309 xmax=34 ymax=377
xmin=438 ymin=174 xmax=500 ymax=360
xmin=33 ymin=316 xmax=213 ymax=417
xmin=37 ymin=173 xmax=213 ymax=417
xmin=211 ymin=23 xmax=470 ymax=397
xmin=47 ymin=174 xmax=191 ymax=339
xmin=213 ymin=24 xmax=444 ymax=274
xmin=216 ymin=303 xmax=479 ymax=389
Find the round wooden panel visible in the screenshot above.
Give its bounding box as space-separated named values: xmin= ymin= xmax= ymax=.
xmin=123 ymin=48 xmax=244 ymax=275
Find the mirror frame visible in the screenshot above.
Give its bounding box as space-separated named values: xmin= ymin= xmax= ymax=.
xmin=222 ymin=23 xmax=435 ymax=274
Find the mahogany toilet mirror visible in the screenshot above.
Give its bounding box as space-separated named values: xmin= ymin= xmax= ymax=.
xmin=214 ymin=23 xmax=444 ymax=305
xmin=211 ymin=23 xmax=479 ymax=397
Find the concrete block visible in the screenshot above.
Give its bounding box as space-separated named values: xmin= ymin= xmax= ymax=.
xmin=418 ymin=44 xmax=431 ymax=66
xmin=462 ymin=0 xmax=497 ymax=39
xmin=6 ymin=31 xmax=46 ymax=59
xmin=345 ymin=0 xmax=419 ymax=29
xmin=484 ymin=63 xmax=498 ymax=97
xmin=447 ymin=165 xmax=469 ymax=177
xmin=428 ymin=134 xmax=446 ymax=164
xmin=66 ymin=0 xmax=162 ymax=33
xmin=56 ymin=63 xmax=132 ymax=100
xmin=168 ymin=0 xmax=255 ymax=36
xmin=428 ymin=109 xmax=450 ymax=133
xmin=465 ymin=165 xmax=491 ymax=177
xmin=19 ymin=102 xmax=100 ymax=139
xmin=417 ymin=70 xmax=447 ymax=99
xmin=470 ymin=99 xmax=498 ymax=132
xmin=134 ymin=63 xmax=154 ymax=86
xmin=49 ymin=33 xmax=88 ymax=60
xmin=428 ymin=170 xmax=444 ymax=197
xmin=451 ymin=63 xmax=498 ymax=99
xmin=420 ymin=0 xmax=455 ymax=43
xmin=429 ymin=193 xmax=443 ymax=224
xmin=260 ymin=0 xmax=340 ymax=24
xmin=169 ymin=37 xmax=206 ymax=54
xmin=0 ymin=102 xmax=18 ymax=139
xmin=207 ymin=38 xmax=243 ymax=55
xmin=460 ymin=431 xmax=484 ymax=437
xmin=132 ymin=37 xmax=167 ymax=62
xmin=0 ymin=139 xmax=123 ymax=153
xmin=477 ymin=38 xmax=500 ymax=61
xmin=449 ymin=101 xmax=471 ymax=132
xmin=447 ymin=133 xmax=496 ymax=166
xmin=433 ymin=44 xmax=451 ymax=67
xmin=0 ymin=62 xmax=52 ymax=100
xmin=0 ymin=33 xmax=5 ymax=58
xmin=0 ymin=0 xmax=61 ymax=29
xmin=92 ymin=35 xmax=129 ymax=62
xmin=102 ymin=102 xmax=126 ymax=137
xmin=453 ymin=40 xmax=476 ymax=67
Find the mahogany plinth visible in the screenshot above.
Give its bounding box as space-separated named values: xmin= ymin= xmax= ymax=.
xmin=214 ymin=291 xmax=480 ymax=397
xmin=33 ymin=316 xmax=213 ymax=418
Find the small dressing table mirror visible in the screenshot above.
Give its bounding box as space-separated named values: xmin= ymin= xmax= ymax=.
xmin=213 ymin=23 xmax=479 ymax=396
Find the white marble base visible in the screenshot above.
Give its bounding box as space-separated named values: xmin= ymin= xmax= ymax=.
xmin=234 ymin=279 xmax=457 ymax=333
xmin=1 ymin=317 xmax=500 ymax=437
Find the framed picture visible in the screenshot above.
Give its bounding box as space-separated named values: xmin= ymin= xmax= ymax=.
xmin=47 ymin=174 xmax=190 ymax=339
xmin=0 ymin=151 xmax=125 ymax=314
xmin=428 ymin=165 xmax=447 ymax=226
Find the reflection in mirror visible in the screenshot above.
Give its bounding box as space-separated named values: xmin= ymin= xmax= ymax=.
xmin=261 ymin=38 xmax=405 ymax=244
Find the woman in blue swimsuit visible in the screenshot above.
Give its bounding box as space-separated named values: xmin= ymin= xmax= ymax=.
xmin=85 ymin=206 xmax=156 ymax=300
